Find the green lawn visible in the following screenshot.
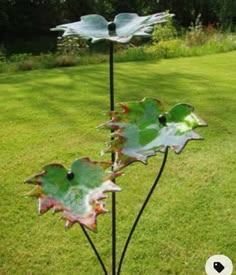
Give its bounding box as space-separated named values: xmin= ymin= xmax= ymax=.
xmin=0 ymin=52 xmax=235 ymax=275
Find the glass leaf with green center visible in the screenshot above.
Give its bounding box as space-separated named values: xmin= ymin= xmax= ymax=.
xmin=25 ymin=158 xmax=121 ymax=231
xmin=100 ymin=98 xmax=207 ymax=170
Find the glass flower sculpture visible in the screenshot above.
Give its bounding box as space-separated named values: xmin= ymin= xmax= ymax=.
xmin=25 ymin=10 xmax=207 ymax=274
xmin=25 ymin=158 xmax=121 ymax=231
xmin=101 ymin=98 xmax=207 ymax=170
xmin=51 ymin=12 xmax=172 ymax=43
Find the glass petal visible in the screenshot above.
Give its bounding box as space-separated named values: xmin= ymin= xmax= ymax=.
xmin=101 ymin=98 xmax=207 ymax=170
xmin=25 ymin=158 xmax=121 ymax=231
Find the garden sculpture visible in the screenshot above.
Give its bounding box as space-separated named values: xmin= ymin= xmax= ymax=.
xmin=25 ymin=12 xmax=207 ymax=275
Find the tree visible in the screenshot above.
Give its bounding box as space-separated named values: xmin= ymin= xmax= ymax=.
xmin=0 ymin=0 xmax=10 ymax=33
xmin=214 ymin=0 xmax=236 ymax=29
xmin=0 ymin=0 xmax=235 ymax=54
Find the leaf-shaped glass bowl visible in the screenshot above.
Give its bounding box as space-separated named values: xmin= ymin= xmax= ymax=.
xmin=51 ymin=12 xmax=173 ymax=43
xmin=25 ymin=158 xmax=121 ymax=231
xmin=100 ymin=98 xmax=207 ymax=170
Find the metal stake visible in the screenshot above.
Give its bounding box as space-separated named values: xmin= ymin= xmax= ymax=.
xmin=109 ymin=41 xmax=116 ymax=275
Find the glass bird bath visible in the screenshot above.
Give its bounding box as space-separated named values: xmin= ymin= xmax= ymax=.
xmin=25 ymin=12 xmax=207 ymax=275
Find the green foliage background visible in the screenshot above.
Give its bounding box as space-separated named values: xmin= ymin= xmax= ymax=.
xmin=0 ymin=0 xmax=235 ymax=54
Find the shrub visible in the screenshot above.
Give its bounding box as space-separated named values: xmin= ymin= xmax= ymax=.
xmin=17 ymin=59 xmax=37 ymax=71
xmin=0 ymin=61 xmax=7 ymax=73
xmin=57 ymin=36 xmax=88 ymax=55
xmin=115 ymin=46 xmax=147 ymax=62
xmin=185 ymin=14 xmax=207 ymax=46
xmin=80 ymin=53 xmax=108 ymax=65
xmin=54 ymin=55 xmax=79 ymax=67
xmin=9 ymin=53 xmax=33 ymax=63
xmin=199 ymin=33 xmax=236 ymax=54
xmin=36 ymin=53 xmax=57 ymax=69
xmin=0 ymin=45 xmax=6 ymax=62
xmin=146 ymin=39 xmax=183 ymax=59
xmin=152 ymin=16 xmax=177 ymax=43
xmin=1 ymin=31 xmax=235 ymax=73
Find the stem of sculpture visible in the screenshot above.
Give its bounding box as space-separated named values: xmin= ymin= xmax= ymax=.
xmin=109 ymin=41 xmax=116 ymax=275
xmin=80 ymin=41 xmax=168 ymax=275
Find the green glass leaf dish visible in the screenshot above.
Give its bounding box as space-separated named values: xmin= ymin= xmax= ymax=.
xmin=100 ymin=98 xmax=207 ymax=170
xmin=25 ymin=158 xmax=121 ymax=231
xmin=51 ymin=12 xmax=173 ymax=43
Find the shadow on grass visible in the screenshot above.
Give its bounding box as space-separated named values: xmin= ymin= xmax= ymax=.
xmin=0 ymin=61 xmax=233 ymax=128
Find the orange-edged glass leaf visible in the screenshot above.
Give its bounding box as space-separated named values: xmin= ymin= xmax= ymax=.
xmin=100 ymin=98 xmax=207 ymax=170
xmin=25 ymin=158 xmax=121 ymax=231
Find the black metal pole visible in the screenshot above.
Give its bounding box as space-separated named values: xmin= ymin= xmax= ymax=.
xmin=79 ymin=41 xmax=115 ymax=275
xmin=117 ymin=148 xmax=169 ymax=275
xmin=109 ymin=41 xmax=116 ymax=275
xmin=80 ymin=225 xmax=108 ymax=275
xmin=110 ymin=42 xmax=114 ymax=112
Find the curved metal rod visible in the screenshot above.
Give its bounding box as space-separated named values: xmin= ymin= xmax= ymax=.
xmin=80 ymin=225 xmax=108 ymax=275
xmin=117 ymin=148 xmax=169 ymax=274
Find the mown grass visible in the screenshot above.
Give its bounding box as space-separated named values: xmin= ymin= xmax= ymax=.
xmin=0 ymin=52 xmax=235 ymax=274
